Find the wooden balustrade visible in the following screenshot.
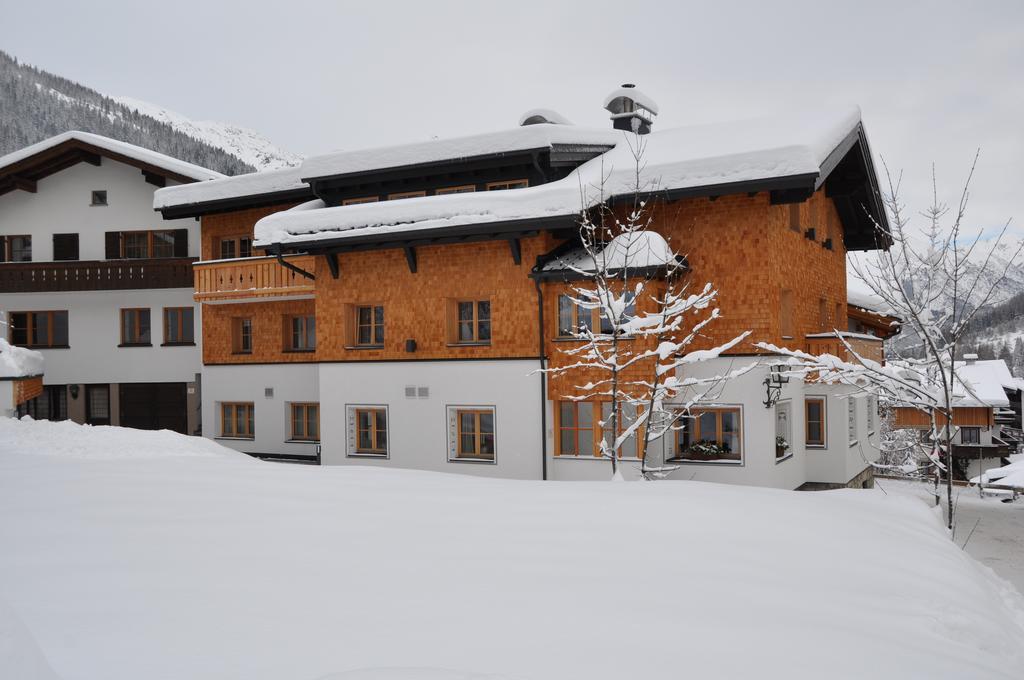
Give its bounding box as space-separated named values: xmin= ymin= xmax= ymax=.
xmin=193 ymin=254 xmax=317 ymax=302
xmin=0 ymin=258 xmax=195 ymax=292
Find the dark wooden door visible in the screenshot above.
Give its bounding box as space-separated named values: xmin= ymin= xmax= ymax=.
xmin=118 ymin=383 xmax=187 ymax=434
xmin=85 ymin=384 xmax=111 ymax=425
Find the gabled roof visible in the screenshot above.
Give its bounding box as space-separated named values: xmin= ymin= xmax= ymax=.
xmin=0 ymin=131 xmax=223 ymax=197
xmin=954 ymin=359 xmax=1013 ymax=408
xmin=254 ymin=106 xmax=889 ymax=252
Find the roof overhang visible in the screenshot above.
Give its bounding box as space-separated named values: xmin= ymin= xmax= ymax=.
xmin=156 ymin=187 xmax=316 ymax=220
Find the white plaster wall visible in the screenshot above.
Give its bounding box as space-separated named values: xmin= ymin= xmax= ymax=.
xmin=202 ymin=363 xmax=320 ymax=458
xmin=0 ymin=381 xmax=13 ymax=417
xmin=0 ymin=288 xmax=200 ymax=384
xmin=319 ymin=360 xmax=543 ymax=479
xmin=0 ymin=160 xmax=198 ymax=259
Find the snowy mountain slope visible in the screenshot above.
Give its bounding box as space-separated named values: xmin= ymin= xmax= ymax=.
xmin=114 ymin=97 xmax=301 ymax=171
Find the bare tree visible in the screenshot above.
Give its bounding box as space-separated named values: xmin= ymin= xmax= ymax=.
xmin=758 ymin=154 xmax=1019 ymax=529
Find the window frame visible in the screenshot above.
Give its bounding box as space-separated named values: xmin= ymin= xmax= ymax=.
xmin=555 ymin=400 xmax=642 ymax=459
xmin=387 ymin=190 xmax=427 ymax=201
xmin=285 ymin=315 xmax=316 ymax=352
xmin=435 ymin=185 xmax=476 ymax=195
xmin=556 ymin=294 xmax=595 ymax=338
xmin=452 ymin=299 xmax=491 ymax=345
xmin=90 ymin=190 xmax=108 ymax=206
xmin=119 ymin=308 xmax=152 ymax=346
xmin=2 ymin=235 xmax=32 ymax=262
xmin=447 ymin=406 xmax=497 ymax=464
xmin=220 ymin=402 xmax=255 ymax=439
xmin=162 ymin=307 xmax=195 ymax=346
xmin=485 ymin=179 xmax=529 ymax=191
xmin=670 ymin=406 xmax=744 ymax=464
xmin=120 ymin=230 xmax=178 ymax=259
xmin=217 ymin=235 xmax=253 ymax=260
xmin=805 ymin=396 xmax=827 ymax=448
xmin=354 ymin=407 xmax=388 ymax=455
xmin=233 ymin=317 xmax=253 ymax=354
xmin=961 ymin=426 xmax=981 ymax=445
xmin=342 ymin=196 xmax=380 ymax=205
xmin=847 ymin=397 xmax=858 ymax=446
xmin=8 ymin=310 xmax=69 ymax=348
xmin=867 ymin=396 xmax=877 ymax=435
xmin=353 ymin=304 xmax=385 ymax=347
xmin=289 ymin=402 xmax=320 ymax=442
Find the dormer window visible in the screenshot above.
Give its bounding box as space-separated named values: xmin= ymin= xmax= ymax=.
xmin=91 ymin=190 xmax=107 ymax=206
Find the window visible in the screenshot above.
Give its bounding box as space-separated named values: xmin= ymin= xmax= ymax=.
xmin=355 ymin=407 xmax=387 ymax=455
xmin=556 ymin=400 xmax=639 ymax=458
xmin=556 ymin=293 xmax=633 ymax=338
xmin=218 ymin=235 xmax=253 ymax=259
xmin=486 ymin=179 xmax=528 ymax=191
xmin=775 ymin=401 xmax=793 ymax=461
xmin=454 ymin=300 xmax=490 ymax=344
xmin=452 ymin=408 xmax=496 ymax=461
xmin=805 ymin=397 xmax=826 ymax=447
xmin=387 ymin=190 xmax=427 ymax=200
xmin=233 ymin=318 xmax=253 ymax=354
xmin=1 ymin=235 xmax=32 ymax=262
xmin=91 ymin=190 xmax=107 ymax=206
xmin=86 ymin=385 xmax=110 ymax=425
xmin=286 ymin=315 xmax=316 ymax=351
xmin=780 ymin=289 xmax=794 ymax=338
xmin=163 ymin=307 xmax=195 ymax=344
xmin=673 ymin=408 xmax=742 ymax=463
xmin=290 ymin=403 xmax=320 ymax=442
xmin=221 ymin=402 xmax=255 ymax=438
xmin=435 ymin=185 xmax=476 ymax=195
xmin=961 ymin=427 xmax=981 ymax=445
xmin=120 ymin=230 xmax=180 ymax=259
xmin=342 ymin=196 xmax=380 ymax=205
xmin=52 ymin=233 xmax=79 ymax=261
xmin=8 ymin=311 xmax=69 ymax=348
xmin=355 ymin=305 xmax=384 ymax=346
xmin=17 ymin=385 xmax=67 ymax=421
xmin=120 ymin=308 xmax=151 ymax=345
xmin=847 ymin=398 xmax=857 ymax=445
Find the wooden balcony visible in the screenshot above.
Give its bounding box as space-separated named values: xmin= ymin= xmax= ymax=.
xmin=193 ymin=254 xmax=317 ymax=302
xmin=0 ymin=258 xmax=194 ymax=293
xmin=805 ymin=332 xmax=885 ymax=364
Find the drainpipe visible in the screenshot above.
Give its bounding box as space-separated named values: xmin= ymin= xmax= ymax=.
xmin=534 ymin=277 xmax=548 ymax=481
xmin=271 ymin=245 xmax=316 ymax=280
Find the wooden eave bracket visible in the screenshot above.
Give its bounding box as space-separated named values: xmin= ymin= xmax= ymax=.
xmin=143 ymin=170 xmax=167 ymax=187
xmin=11 ymin=175 xmax=36 ymax=193
xmin=404 ymin=246 xmax=417 ymax=273
xmin=325 ymin=252 xmax=340 ymax=279
xmin=508 ymin=238 xmax=522 ymax=265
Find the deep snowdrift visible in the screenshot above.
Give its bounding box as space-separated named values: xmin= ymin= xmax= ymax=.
xmin=0 ymin=417 xmax=1022 ymax=680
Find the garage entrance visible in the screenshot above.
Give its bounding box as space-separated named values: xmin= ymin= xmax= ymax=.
xmin=118 ymin=382 xmax=187 ymax=434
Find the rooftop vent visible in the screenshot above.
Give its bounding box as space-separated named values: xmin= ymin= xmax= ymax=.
xmin=518 ymin=108 xmax=573 ymax=126
xmin=964 ymin=353 xmax=979 ymax=364
xmin=603 ymin=83 xmax=659 ymax=135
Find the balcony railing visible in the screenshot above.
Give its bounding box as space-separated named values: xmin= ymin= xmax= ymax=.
xmin=805 ymin=332 xmax=885 ymax=364
xmin=0 ymin=258 xmax=195 ymax=293
xmin=193 ymin=254 xmax=317 ymax=302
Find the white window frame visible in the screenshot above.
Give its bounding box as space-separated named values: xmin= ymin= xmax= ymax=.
xmin=847 ymin=397 xmax=858 ymax=447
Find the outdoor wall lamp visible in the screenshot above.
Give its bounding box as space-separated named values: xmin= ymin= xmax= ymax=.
xmin=69 ymin=384 xmax=79 ymax=400
xmin=763 ymin=365 xmax=789 ymax=408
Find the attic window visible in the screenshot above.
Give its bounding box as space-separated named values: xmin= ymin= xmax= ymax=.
xmin=91 ymin=190 xmax=107 ymax=206
xmin=487 ymin=180 xmax=528 ymax=191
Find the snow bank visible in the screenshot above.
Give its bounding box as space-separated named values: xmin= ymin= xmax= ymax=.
xmin=0 ymin=416 xmax=243 ymax=460
xmin=973 ymin=458 xmax=1024 ymax=488
xmin=0 ymin=131 xmax=223 ymax=182
xmin=1 ymin=420 xmax=1023 ymax=679
xmin=254 ymin=107 xmax=862 ymax=248
xmin=0 ymin=337 xmax=43 ymax=378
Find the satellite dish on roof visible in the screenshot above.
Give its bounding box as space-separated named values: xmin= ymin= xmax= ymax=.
xmin=603 ymin=83 xmax=659 ymax=134
xmin=518 ymin=108 xmax=573 ymax=126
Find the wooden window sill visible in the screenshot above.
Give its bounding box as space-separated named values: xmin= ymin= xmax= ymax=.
xmin=283 ymin=349 xmax=316 ymax=354
xmin=350 ymin=451 xmax=388 ymax=457
xmin=118 ymin=343 xmax=153 ymax=348
xmin=449 ymin=457 xmax=496 ymax=464
xmin=161 ymin=342 xmax=196 ymax=347
xmin=215 ymin=436 xmax=255 ymax=441
xmin=345 ymin=345 xmax=385 ymax=350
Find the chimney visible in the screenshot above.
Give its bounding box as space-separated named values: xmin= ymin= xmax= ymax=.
xmin=964 ymin=353 xmax=978 ymax=364
xmin=603 ymin=83 xmax=659 ymax=135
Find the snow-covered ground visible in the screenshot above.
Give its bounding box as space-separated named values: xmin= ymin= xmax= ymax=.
xmin=878 ymin=477 xmax=1024 ymax=592
xmin=1 ymin=417 xmax=1024 ymax=680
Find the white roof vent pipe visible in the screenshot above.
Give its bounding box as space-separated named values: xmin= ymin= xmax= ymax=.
xmin=518 ymin=109 xmax=573 ymax=126
xmin=603 ymin=83 xmax=659 ymax=134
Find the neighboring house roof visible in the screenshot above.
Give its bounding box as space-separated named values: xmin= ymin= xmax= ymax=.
xmin=0 ymin=131 xmax=223 ymax=197
xmin=954 ymin=359 xmax=1013 ymax=408
xmin=847 ymin=288 xmax=888 ymax=315
xmin=153 ymin=165 xmax=312 ymax=218
xmin=253 ymin=106 xmax=887 ymax=252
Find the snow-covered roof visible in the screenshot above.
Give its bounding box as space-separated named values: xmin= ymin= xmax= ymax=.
xmin=0 ymin=338 xmax=43 ymax=379
xmin=0 ymin=131 xmax=223 ymax=182
xmin=298 ymin=124 xmax=620 ymax=181
xmin=539 ymin=231 xmax=680 ymax=274
xmin=153 ymin=165 xmax=309 ymax=211
xmin=603 ymin=85 xmax=660 ymax=115
xmin=518 ymin=109 xmax=573 ymax=126
xmin=255 ymin=106 xmax=865 ymax=248
xmin=847 ymin=288 xmax=891 ymax=315
xmin=954 ymin=359 xmax=1013 ymax=408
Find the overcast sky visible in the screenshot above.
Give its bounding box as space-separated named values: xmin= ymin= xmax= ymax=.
xmin=2 ymin=0 xmax=1020 ymax=235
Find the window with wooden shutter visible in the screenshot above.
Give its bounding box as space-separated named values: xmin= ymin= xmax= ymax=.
xmin=105 ymin=232 xmax=122 ymax=259
xmin=52 ymin=234 xmax=79 ymax=261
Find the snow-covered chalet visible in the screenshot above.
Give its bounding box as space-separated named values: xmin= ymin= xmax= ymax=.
xmin=153 ymin=86 xmax=895 ymax=489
